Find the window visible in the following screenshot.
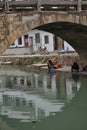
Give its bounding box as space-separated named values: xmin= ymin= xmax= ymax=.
xmin=44 ymin=35 xmax=49 ymax=44
xmin=24 ymin=34 xmax=29 ymax=47
xmin=18 ymin=37 xmax=22 ymax=45
xmin=29 ymin=37 xmax=33 ymax=46
xmin=35 ymin=33 xmax=40 ymax=43
xmin=20 ymin=77 xmax=24 ymax=85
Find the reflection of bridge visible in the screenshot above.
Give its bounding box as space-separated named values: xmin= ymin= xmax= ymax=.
xmin=0 ymin=67 xmax=86 ymax=130
xmin=0 ymin=11 xmax=87 ymax=62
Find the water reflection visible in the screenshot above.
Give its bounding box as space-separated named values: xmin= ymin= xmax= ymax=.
xmin=0 ymin=69 xmax=80 ymax=122
xmin=0 ymin=69 xmax=81 ymax=125
xmin=66 ymin=73 xmax=80 ymax=101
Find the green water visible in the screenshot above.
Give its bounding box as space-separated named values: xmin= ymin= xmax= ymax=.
xmin=0 ymin=67 xmax=87 ymax=130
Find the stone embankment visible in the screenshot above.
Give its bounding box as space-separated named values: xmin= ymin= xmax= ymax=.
xmin=0 ymin=52 xmax=80 ymax=67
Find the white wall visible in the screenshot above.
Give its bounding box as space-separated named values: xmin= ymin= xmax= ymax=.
xmin=28 ymin=29 xmax=54 ymax=52
xmin=64 ymin=41 xmax=75 ymax=51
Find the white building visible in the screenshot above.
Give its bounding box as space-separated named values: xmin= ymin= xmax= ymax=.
xmin=64 ymin=41 xmax=75 ymax=52
xmin=3 ymin=29 xmax=75 ymax=55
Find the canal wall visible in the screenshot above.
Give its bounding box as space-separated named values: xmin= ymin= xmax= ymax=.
xmin=0 ymin=52 xmax=82 ymax=67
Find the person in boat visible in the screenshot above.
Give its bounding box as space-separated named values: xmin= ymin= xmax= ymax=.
xmin=71 ymin=62 xmax=79 ymax=72
xmin=47 ymin=60 xmax=57 ymax=70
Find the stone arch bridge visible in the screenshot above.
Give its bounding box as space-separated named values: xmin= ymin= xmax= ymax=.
xmin=0 ymin=11 xmax=87 ymax=62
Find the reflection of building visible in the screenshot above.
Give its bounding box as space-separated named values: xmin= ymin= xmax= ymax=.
xmin=0 ymin=91 xmax=65 ymax=122
xmin=3 ymin=29 xmax=75 ymax=55
xmin=0 ymin=71 xmax=81 ymax=122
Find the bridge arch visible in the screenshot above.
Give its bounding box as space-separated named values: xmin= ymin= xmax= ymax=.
xmin=0 ymin=12 xmax=87 ymax=62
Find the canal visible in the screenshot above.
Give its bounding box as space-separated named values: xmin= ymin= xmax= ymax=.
xmin=0 ymin=66 xmax=87 ymax=130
